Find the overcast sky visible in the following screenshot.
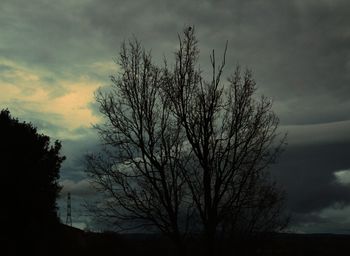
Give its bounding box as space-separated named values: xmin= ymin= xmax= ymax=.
xmin=1 ymin=0 xmax=350 ymax=233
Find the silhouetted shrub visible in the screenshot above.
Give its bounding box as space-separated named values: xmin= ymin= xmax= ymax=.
xmin=0 ymin=109 xmax=65 ymax=254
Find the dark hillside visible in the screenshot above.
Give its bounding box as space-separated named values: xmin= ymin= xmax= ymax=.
xmin=54 ymin=225 xmax=350 ymax=256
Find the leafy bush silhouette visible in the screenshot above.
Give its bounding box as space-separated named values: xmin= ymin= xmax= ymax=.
xmin=0 ymin=109 xmax=65 ymax=254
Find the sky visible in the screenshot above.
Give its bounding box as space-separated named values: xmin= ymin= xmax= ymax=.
xmin=1 ymin=0 xmax=350 ymax=233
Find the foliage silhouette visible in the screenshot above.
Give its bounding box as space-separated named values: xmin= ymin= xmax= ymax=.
xmin=0 ymin=109 xmax=65 ymax=255
xmin=86 ymin=27 xmax=288 ymax=255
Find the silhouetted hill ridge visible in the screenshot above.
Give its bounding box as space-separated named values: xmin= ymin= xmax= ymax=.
xmin=56 ymin=224 xmax=350 ymax=256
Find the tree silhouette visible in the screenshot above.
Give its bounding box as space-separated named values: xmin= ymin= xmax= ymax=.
xmin=0 ymin=109 xmax=65 ymax=254
xmin=164 ymin=29 xmax=288 ymax=255
xmin=86 ymin=28 xmax=287 ymax=255
xmin=86 ymin=40 xmax=188 ymax=249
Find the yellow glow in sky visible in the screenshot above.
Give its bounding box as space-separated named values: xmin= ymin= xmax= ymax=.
xmin=0 ymin=59 xmax=104 ymax=138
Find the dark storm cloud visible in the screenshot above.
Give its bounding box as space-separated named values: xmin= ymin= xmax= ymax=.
xmin=79 ymin=0 xmax=350 ymax=125
xmin=273 ymin=142 xmax=350 ymax=213
xmin=0 ymin=0 xmax=111 ymax=80
xmin=272 ymin=119 xmax=350 ymax=232
xmin=283 ymin=120 xmax=350 ymax=146
xmin=2 ymin=0 xmax=350 ymax=123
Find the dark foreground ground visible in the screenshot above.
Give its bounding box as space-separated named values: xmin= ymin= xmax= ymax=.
xmin=2 ymin=224 xmax=350 ymax=255
xmin=59 ymin=225 xmax=350 ymax=256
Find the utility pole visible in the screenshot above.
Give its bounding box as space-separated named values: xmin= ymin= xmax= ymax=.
xmin=66 ymin=192 xmax=72 ymax=226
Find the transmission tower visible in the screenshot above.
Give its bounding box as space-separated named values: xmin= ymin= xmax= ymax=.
xmin=66 ymin=192 xmax=72 ymax=226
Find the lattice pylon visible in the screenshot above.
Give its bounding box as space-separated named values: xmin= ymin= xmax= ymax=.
xmin=66 ymin=192 xmax=72 ymax=226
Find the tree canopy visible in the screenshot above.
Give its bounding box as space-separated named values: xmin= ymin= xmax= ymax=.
xmin=86 ymin=28 xmax=287 ymax=255
xmin=0 ymin=109 xmax=65 ymax=253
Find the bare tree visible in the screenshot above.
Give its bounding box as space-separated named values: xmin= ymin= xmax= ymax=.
xmin=86 ymin=28 xmax=287 ymax=255
xmin=159 ymin=28 xmax=287 ymax=254
xmin=86 ymin=40 xmax=189 ymax=248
